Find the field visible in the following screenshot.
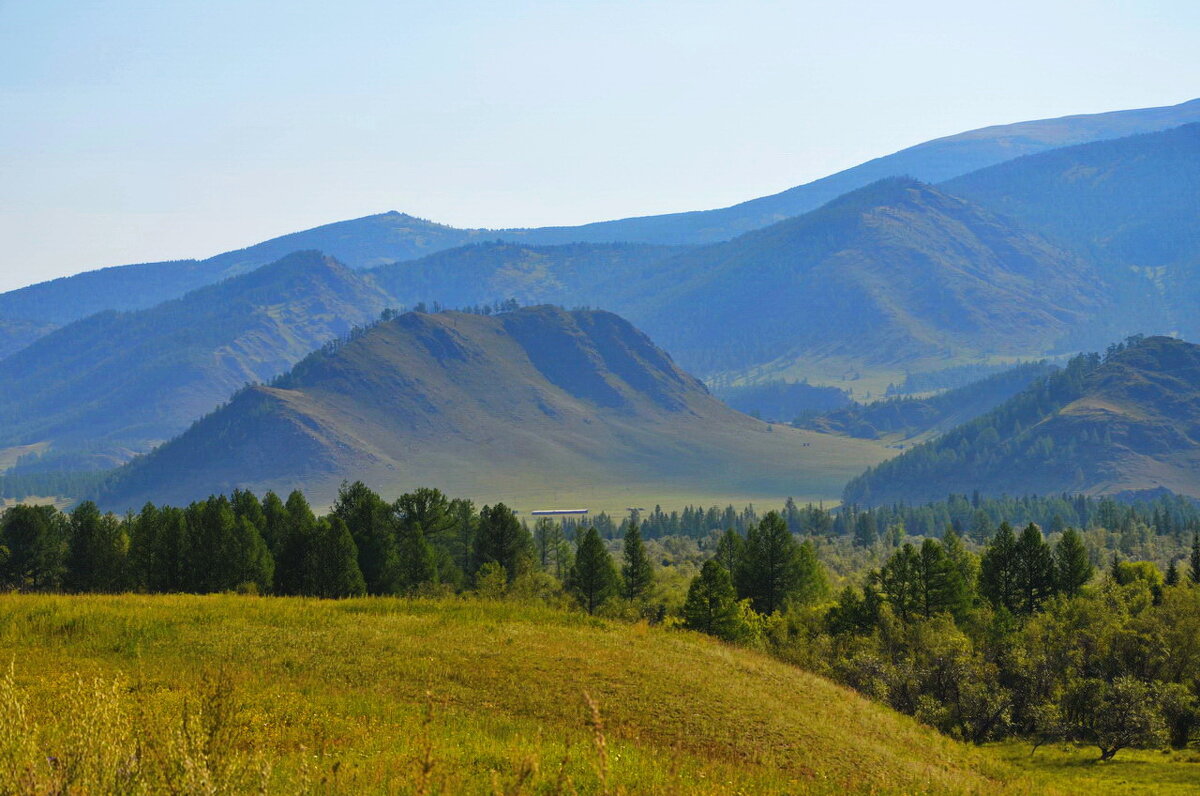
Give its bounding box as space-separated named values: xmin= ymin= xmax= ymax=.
xmin=0 ymin=594 xmax=1194 ymax=794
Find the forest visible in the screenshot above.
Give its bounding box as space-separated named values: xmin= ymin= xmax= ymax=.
xmin=3 ymin=482 xmax=1198 ymax=761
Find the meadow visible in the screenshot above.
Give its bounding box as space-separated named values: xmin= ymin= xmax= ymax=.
xmin=0 ymin=593 xmax=1195 ymax=794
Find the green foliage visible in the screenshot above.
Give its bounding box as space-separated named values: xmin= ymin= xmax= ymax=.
xmin=620 ymin=522 xmax=654 ymax=601
xmin=473 ymin=503 xmax=532 ymax=582
xmin=1061 ymin=676 xmax=1167 ymax=761
xmin=682 ymin=560 xmax=748 ymax=642
xmin=567 ymin=527 xmax=620 ymax=614
xmin=736 ymin=511 xmax=811 ymax=614
xmin=64 ymin=501 xmax=126 ymax=593
xmin=1054 ymin=528 xmax=1093 ymax=596
xmin=0 ymin=503 xmax=67 ymax=590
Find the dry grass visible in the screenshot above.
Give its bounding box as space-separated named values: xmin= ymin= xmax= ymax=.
xmin=0 ymin=594 xmax=1183 ymax=794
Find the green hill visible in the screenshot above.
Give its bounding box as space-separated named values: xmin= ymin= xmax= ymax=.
xmin=622 ymin=179 xmax=1105 ymax=378
xmin=800 ymin=361 xmax=1056 ymax=440
xmin=0 ymin=317 xmax=58 ymax=360
xmin=844 ymin=336 xmax=1200 ymax=504
xmin=96 ymin=306 xmax=889 ymax=512
xmin=0 ymin=251 xmax=390 ymax=468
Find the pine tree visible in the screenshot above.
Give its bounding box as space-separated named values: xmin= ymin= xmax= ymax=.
xmin=332 ymin=481 xmax=399 ymax=594
xmin=735 ymin=511 xmax=811 ymax=614
xmin=473 ymin=503 xmax=533 ymax=581
xmin=1165 ymin=560 xmax=1180 ymax=587
xmin=1190 ymin=532 xmax=1200 ymax=586
xmin=714 ymin=528 xmax=744 ymax=575
xmin=275 ymin=491 xmax=318 ymax=595
xmin=853 ymin=511 xmax=877 ymax=547
xmin=1054 ymin=528 xmax=1093 ymax=597
xmin=311 ymin=517 xmax=367 ymax=598
xmin=231 ymin=516 xmax=274 ymax=593
xmin=0 ymin=504 xmax=67 ymax=591
xmin=682 ymin=560 xmax=744 ymax=641
xmin=567 ymin=527 xmax=619 ymax=614
xmin=878 ymin=543 xmax=922 ymax=620
xmin=261 ymin=491 xmax=289 ymax=557
xmin=979 ymin=522 xmax=1020 ymax=613
xmin=941 ymin=527 xmax=978 ymax=611
xmin=65 ymin=501 xmax=126 ymax=593
xmin=621 ymin=522 xmax=653 ymax=600
xmin=1014 ymin=523 xmax=1057 ymax=614
xmin=396 ymin=521 xmax=438 ymax=592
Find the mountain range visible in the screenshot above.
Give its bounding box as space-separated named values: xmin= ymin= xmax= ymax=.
xmin=94 ymin=306 xmax=888 ymax=511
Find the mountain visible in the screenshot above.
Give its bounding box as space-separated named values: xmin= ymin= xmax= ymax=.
xmin=799 ymin=361 xmax=1057 ymax=440
xmin=0 ymin=251 xmax=390 ymax=467
xmin=95 ymin=306 xmax=889 ymax=511
xmin=0 ymin=318 xmax=58 ymax=360
xmin=367 ymin=241 xmax=684 ymax=309
xmin=619 ymin=178 xmax=1106 ymax=378
xmin=712 ymin=380 xmax=852 ymax=423
xmin=944 ymin=123 xmax=1200 ymax=340
xmin=843 ymin=336 xmax=1200 ymax=504
xmin=4 ymin=98 xmax=1195 ymax=334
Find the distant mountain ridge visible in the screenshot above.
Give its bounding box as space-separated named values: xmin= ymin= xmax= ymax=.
xmin=95 ymin=306 xmax=888 ymax=511
xmin=3 ymin=98 xmax=1195 ymax=336
xmin=843 ymin=336 xmax=1200 ymax=504
xmin=0 ymin=251 xmax=390 ymax=468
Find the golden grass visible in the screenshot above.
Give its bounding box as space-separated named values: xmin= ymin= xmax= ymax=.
xmin=0 ymin=594 xmax=1190 ymax=794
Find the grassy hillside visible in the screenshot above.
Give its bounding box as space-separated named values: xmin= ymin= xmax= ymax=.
xmin=844 ymin=336 xmax=1200 ymax=504
xmin=622 ymin=179 xmax=1105 ymax=377
xmin=0 ymin=593 xmax=1015 ymax=794
xmin=945 ymin=123 xmax=1200 ymax=342
xmin=0 ymin=251 xmax=390 ymax=467
xmin=95 ymin=306 xmax=890 ymax=511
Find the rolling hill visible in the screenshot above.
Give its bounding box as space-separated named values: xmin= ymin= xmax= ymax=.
xmin=843 ymin=336 xmax=1200 ymax=504
xmin=0 ymin=318 xmax=58 ymax=360
xmin=0 ymin=251 xmax=390 ymax=468
xmin=619 ymin=178 xmax=1106 ymax=378
xmin=944 ymin=123 xmax=1200 ymax=341
xmin=95 ymin=306 xmax=889 ymax=512
xmin=3 ymin=98 xmax=1195 ymax=336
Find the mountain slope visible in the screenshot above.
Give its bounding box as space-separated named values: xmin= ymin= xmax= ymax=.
xmin=96 ymin=306 xmax=889 ymax=511
xmin=844 ymin=336 xmax=1200 ymax=504
xmin=800 ymin=361 xmax=1057 ymax=440
xmin=620 ymin=178 xmax=1106 ymax=377
xmin=944 ymin=123 xmax=1200 ymax=340
xmin=367 ymin=241 xmax=685 ymax=309
xmin=4 ymin=98 xmax=1195 ymax=331
xmin=0 ymin=251 xmax=391 ymax=466
xmin=0 ymin=318 xmax=58 ymax=360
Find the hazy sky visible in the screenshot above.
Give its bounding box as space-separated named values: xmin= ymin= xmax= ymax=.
xmin=2 ymin=0 xmax=1198 ymax=292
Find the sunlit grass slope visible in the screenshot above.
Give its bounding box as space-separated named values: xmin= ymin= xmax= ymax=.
xmin=0 ymin=594 xmax=1030 ymax=794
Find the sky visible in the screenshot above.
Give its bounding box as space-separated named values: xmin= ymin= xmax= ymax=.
xmin=1 ymin=0 xmax=1199 ymax=292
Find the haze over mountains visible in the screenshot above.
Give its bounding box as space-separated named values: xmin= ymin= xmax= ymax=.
xmin=2 ymin=97 xmax=1196 ymax=336
xmin=844 ymin=337 xmax=1200 ymax=504
xmin=95 ymin=306 xmax=887 ymax=511
xmin=0 ymin=252 xmax=389 ymax=468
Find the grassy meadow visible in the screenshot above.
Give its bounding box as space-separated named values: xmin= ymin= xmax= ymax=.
xmin=0 ymin=594 xmax=1194 ymax=794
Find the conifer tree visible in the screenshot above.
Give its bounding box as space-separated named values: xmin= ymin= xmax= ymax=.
xmin=65 ymin=501 xmax=126 ymax=593
xmin=683 ymin=560 xmax=744 ymax=640
xmin=980 ymin=522 xmax=1020 ymax=613
xmin=473 ymin=503 xmax=532 ymax=581
xmin=396 ymin=521 xmax=438 ymax=592
xmin=567 ymin=527 xmax=619 ymax=614
xmin=941 ymin=527 xmax=978 ymax=611
xmin=714 ymin=528 xmax=744 ymax=575
xmin=621 ymin=522 xmax=653 ymax=600
xmin=1165 ymin=560 xmax=1180 ymax=587
xmin=311 ymin=517 xmax=367 ymax=598
xmin=1054 ymin=528 xmax=1093 ymax=597
xmin=0 ymin=503 xmax=67 ymax=591
xmin=735 ymin=511 xmax=810 ymax=614
xmin=275 ymin=491 xmax=317 ymax=595
xmin=1190 ymin=531 xmax=1200 ymax=586
xmin=1014 ymin=523 xmax=1057 ymax=614
xmin=261 ymin=491 xmax=290 ymax=557
xmin=231 ymin=516 xmax=274 ymax=593
xmin=332 ymin=481 xmax=399 ymax=594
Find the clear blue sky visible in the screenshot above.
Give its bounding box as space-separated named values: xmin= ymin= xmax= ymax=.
xmin=2 ymin=0 xmax=1198 ymax=292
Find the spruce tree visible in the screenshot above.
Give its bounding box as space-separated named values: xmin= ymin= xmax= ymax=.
xmin=473 ymin=503 xmax=532 ymax=581
xmin=275 ymin=491 xmax=317 ymax=595
xmin=621 ymin=522 xmax=653 ymax=600
xmin=396 ymin=521 xmax=438 ymax=593
xmin=567 ymin=527 xmax=619 ymax=614
xmin=941 ymin=527 xmax=978 ymax=610
xmin=1014 ymin=523 xmax=1057 ymax=614
xmin=979 ymin=522 xmax=1020 ymax=613
xmin=683 ymin=560 xmax=744 ymax=641
xmin=1054 ymin=528 xmax=1093 ymax=597
xmin=0 ymin=504 xmax=67 ymax=591
xmin=231 ymin=516 xmax=274 ymax=593
xmin=312 ymin=517 xmax=367 ymax=598
xmin=332 ymin=481 xmax=399 ymax=594
xmin=735 ymin=511 xmax=810 ymax=614
xmin=65 ymin=501 xmax=126 ymax=593
xmin=714 ymin=528 xmax=744 ymax=575
xmin=1190 ymin=532 xmax=1200 ymax=586
xmin=1165 ymin=560 xmax=1180 ymax=587
xmin=878 ymin=543 xmax=922 ymax=620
